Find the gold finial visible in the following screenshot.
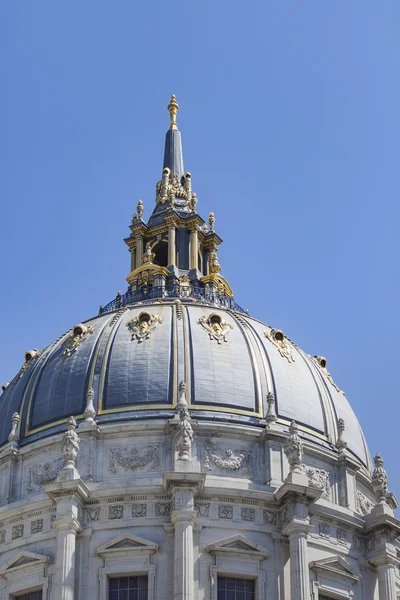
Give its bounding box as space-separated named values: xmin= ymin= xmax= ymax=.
xmin=168 ymin=94 xmax=179 ymax=130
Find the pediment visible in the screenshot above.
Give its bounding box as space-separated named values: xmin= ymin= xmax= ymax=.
xmin=0 ymin=551 xmax=52 ymax=577
xmin=96 ymin=533 xmax=158 ymax=557
xmin=206 ymin=534 xmax=269 ymax=560
xmin=310 ymin=556 xmax=360 ymax=582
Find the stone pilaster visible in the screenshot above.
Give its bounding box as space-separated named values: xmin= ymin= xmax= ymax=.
xmin=172 ymin=510 xmax=196 ymax=600
xmin=284 ymin=522 xmax=311 ymax=600
xmin=365 ymin=504 xmax=400 ymax=600
xmin=164 ymin=473 xmax=205 ymax=600
xmin=136 ymin=235 xmax=144 ymax=269
xmin=168 ymin=226 xmax=176 ymax=266
xmin=130 ymin=247 xmax=136 ymax=272
xmin=276 ymin=474 xmax=322 ymax=600
xmin=189 ymin=227 xmax=198 ymax=270
xmin=376 ymin=560 xmax=397 ymax=600
xmin=45 ymin=479 xmax=89 ymax=600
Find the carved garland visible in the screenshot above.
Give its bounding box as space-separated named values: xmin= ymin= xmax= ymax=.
xmin=27 ymin=458 xmax=65 ymax=492
xmin=204 ymin=445 xmax=252 ymax=477
xmin=109 ymin=445 xmax=160 ymax=474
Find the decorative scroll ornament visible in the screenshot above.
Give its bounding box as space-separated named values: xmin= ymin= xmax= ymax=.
xmin=127 ymin=312 xmax=163 ymax=343
xmin=175 ymin=382 xmax=194 ymax=461
xmin=284 ymin=421 xmax=303 ymax=473
xmin=179 ymin=274 xmax=191 ymax=286
xmin=197 ymin=314 xmax=233 ymax=344
xmin=302 ymin=465 xmax=331 ymax=500
xmin=27 ymin=458 xmax=65 ymax=492
xmin=204 ymin=445 xmax=252 ymax=477
xmin=63 ymin=324 xmax=94 ymax=357
xmin=372 ymin=454 xmax=389 ymax=504
xmin=109 ymin=444 xmax=160 ymax=474
xmin=356 ymin=489 xmax=375 ymax=516
xmin=264 ymin=329 xmax=294 ymax=363
xmin=61 ymin=417 xmax=80 ymax=471
xmin=312 ymin=355 xmax=343 ymax=394
xmin=142 ymin=242 xmax=155 ymax=264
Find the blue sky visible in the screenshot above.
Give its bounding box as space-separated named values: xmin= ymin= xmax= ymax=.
xmin=1 ymin=2 xmax=399 ymax=496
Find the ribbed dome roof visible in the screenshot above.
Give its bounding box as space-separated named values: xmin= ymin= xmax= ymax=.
xmin=0 ymin=300 xmax=371 ymax=469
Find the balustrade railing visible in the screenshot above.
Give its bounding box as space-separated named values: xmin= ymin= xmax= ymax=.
xmin=99 ymin=285 xmax=246 ymax=315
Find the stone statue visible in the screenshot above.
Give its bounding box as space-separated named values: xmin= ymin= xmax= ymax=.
xmin=142 ymin=242 xmax=155 ymax=264
xmin=284 ymin=421 xmax=303 ymax=474
xmin=175 ymin=382 xmax=193 ymax=461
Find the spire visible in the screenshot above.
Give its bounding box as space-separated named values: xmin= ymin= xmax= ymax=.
xmin=163 ymin=94 xmax=184 ymax=179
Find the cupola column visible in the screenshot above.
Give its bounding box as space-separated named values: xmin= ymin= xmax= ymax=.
xmin=130 ymin=246 xmax=136 ymax=272
xmin=168 ymin=225 xmax=176 ymax=266
xmin=136 ymin=234 xmax=144 ymax=269
xmin=189 ymin=227 xmax=198 ymax=270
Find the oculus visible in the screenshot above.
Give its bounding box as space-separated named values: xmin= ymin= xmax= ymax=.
xmin=127 ymin=312 xmax=163 ymax=343
xmin=63 ymin=324 xmax=94 ymax=357
xmin=264 ymin=328 xmax=295 ymax=363
xmin=197 ymin=313 xmax=233 ymax=344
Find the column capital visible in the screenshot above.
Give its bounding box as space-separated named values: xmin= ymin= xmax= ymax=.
xmin=44 ymin=478 xmax=90 ymax=503
xmin=171 ymin=509 xmax=197 ymax=526
xmin=52 ymin=516 xmax=80 ymax=533
xmin=163 ymin=472 xmax=205 ymax=493
xmin=282 ymin=516 xmax=312 ymax=538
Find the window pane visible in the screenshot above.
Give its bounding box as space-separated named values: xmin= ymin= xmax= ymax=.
xmin=16 ymin=592 xmax=43 ymax=600
xmin=217 ymin=577 xmax=255 ymax=600
xmin=109 ymin=576 xmax=148 ymax=600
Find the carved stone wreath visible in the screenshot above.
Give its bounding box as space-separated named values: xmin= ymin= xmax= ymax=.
xmin=27 ymin=457 xmax=65 ymax=492
xmin=204 ymin=445 xmax=252 ymax=477
xmin=197 ymin=314 xmax=233 ymax=344
xmin=109 ymin=445 xmax=160 ymax=474
xmin=126 ymin=313 xmax=163 ymax=343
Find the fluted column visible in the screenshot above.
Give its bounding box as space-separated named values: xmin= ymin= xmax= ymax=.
xmin=136 ymin=235 xmax=144 ymax=269
xmin=172 ymin=510 xmax=196 ymax=600
xmin=53 ymin=521 xmax=79 ymax=600
xmin=189 ymin=227 xmax=198 ymax=270
xmin=287 ymin=528 xmax=310 ymax=600
xmin=168 ymin=226 xmax=176 ymax=266
xmin=377 ymin=562 xmax=397 ymax=600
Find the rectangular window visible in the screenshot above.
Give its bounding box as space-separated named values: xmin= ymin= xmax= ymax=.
xmin=15 ymin=592 xmax=42 ymax=600
xmin=109 ymin=575 xmax=148 ymax=600
xmin=217 ymin=576 xmax=255 ymax=600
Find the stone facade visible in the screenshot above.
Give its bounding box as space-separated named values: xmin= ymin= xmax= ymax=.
xmin=0 ymin=417 xmax=398 ymax=599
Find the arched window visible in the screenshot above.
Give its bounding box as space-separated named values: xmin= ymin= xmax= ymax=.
xmin=152 ymin=241 xmax=168 ymax=267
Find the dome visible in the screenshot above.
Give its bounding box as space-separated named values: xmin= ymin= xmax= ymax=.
xmin=0 ymin=300 xmax=371 ymax=469
xmin=0 ymin=95 xmax=398 ymax=600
